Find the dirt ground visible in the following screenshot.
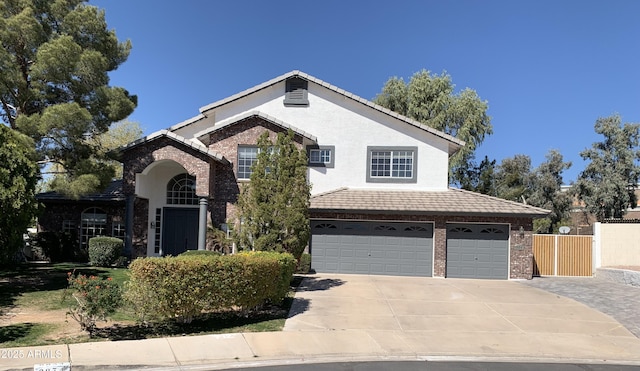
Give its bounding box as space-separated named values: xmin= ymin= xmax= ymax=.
xmin=0 ymin=306 xmax=134 ymax=343
xmin=0 ymin=306 xmax=86 ymax=342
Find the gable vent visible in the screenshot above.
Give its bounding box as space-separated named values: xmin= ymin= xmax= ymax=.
xmin=284 ymin=77 xmax=309 ymax=106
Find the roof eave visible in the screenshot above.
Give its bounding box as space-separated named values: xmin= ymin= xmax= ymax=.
xmin=309 ymin=207 xmax=549 ymax=218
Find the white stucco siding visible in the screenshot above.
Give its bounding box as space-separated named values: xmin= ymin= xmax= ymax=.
xmin=173 ymin=80 xmax=453 ymax=194
xmin=136 ymin=160 xmax=197 ymax=257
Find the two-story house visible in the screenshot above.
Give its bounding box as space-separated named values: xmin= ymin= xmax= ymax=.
xmin=37 ymin=71 xmax=548 ymax=279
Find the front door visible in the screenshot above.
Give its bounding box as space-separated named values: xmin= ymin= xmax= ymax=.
xmin=162 ymin=208 xmax=199 ymax=256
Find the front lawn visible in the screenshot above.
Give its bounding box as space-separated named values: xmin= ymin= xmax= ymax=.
xmin=0 ymin=262 xmax=300 ymax=347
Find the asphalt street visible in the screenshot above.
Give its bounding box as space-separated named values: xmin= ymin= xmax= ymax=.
xmin=227 ymin=361 xmax=640 ymax=371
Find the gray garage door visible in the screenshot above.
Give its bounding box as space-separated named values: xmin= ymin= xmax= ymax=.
xmin=310 ymin=220 xmax=433 ymax=276
xmin=446 ymin=223 xmax=510 ymax=279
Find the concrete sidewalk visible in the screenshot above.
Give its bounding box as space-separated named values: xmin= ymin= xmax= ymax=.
xmin=3 ymin=274 xmax=640 ymax=370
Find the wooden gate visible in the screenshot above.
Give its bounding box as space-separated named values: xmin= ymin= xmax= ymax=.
xmin=532 ymin=235 xmax=593 ymax=276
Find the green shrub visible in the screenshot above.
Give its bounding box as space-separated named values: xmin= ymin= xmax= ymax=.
xmin=296 ymin=253 xmax=311 ymax=274
xmin=179 ymin=249 xmax=221 ymax=257
xmin=88 ymin=237 xmax=123 ymax=267
xmin=126 ymin=252 xmax=296 ymax=324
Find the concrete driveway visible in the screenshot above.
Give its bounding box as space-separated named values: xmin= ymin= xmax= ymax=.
xmin=284 ymin=274 xmax=640 ymax=362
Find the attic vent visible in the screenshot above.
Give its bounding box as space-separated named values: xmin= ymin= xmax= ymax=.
xmin=284 ymin=77 xmax=309 ymax=106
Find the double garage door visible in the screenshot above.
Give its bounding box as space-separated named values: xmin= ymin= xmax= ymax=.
xmin=311 ymin=220 xmax=510 ymax=279
xmin=310 ymin=220 xmax=434 ymax=277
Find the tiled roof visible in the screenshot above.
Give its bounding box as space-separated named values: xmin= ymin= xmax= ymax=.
xmin=172 ymin=70 xmax=464 ymax=156
xmin=310 ymin=188 xmax=550 ymax=217
xmin=195 ymin=111 xmax=318 ymax=144
xmin=36 ymin=180 xmax=125 ymax=202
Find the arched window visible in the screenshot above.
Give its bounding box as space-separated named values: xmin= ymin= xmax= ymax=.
xmin=167 ymin=173 xmax=198 ymax=205
xmin=81 ymin=207 xmax=107 ymax=249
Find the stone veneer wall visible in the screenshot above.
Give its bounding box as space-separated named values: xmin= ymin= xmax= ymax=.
xmin=309 ymin=212 xmax=535 ymax=280
xmin=132 ymin=197 xmax=148 ymax=258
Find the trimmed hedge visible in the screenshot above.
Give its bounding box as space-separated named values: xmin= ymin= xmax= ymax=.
xmin=179 ymin=250 xmax=221 ymax=257
xmin=126 ymin=251 xmax=296 ymax=324
xmin=88 ymin=236 xmax=123 ymax=267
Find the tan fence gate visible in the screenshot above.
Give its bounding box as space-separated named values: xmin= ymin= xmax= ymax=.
xmin=532 ymin=235 xmax=593 ymax=276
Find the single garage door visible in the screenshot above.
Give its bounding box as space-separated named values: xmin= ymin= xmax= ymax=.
xmin=310 ymin=220 xmax=433 ymax=276
xmin=446 ymin=223 xmax=510 ymax=279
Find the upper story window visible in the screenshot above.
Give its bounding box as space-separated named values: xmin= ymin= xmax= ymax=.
xmin=308 ymin=145 xmax=335 ymax=168
xmin=238 ymin=146 xmax=259 ymax=179
xmin=284 ymin=77 xmax=309 ymax=106
xmin=167 ymin=173 xmax=198 ymax=205
xmin=366 ymin=146 xmax=417 ymax=183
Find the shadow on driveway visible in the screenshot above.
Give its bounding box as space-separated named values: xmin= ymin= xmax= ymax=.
xmin=286 ymin=276 xmax=345 ymax=318
xmin=295 ymin=276 xmax=345 ymax=292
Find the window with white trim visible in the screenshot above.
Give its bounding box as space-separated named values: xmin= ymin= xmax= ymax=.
xmin=112 ymin=223 xmax=126 ymax=239
xmin=238 ymin=146 xmax=259 ymax=179
xmin=80 ymin=207 xmax=107 ymax=249
xmin=166 ymin=173 xmax=198 ymax=205
xmin=366 ymin=146 xmax=417 ymax=183
xmin=307 ymin=145 xmax=335 ymax=168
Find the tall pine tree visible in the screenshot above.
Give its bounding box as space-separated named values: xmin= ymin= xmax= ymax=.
xmin=0 ymin=0 xmax=137 ymax=196
xmin=235 ymin=130 xmax=310 ymax=259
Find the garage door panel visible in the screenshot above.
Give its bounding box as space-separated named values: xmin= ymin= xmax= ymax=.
xmin=340 ymin=249 xmax=354 ymax=258
xmin=324 ymin=248 xmax=339 ymax=258
xmin=311 ymin=220 xmax=433 ymax=277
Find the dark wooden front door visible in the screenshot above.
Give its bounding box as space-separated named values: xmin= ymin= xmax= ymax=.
xmin=162 ymin=208 xmax=199 ymax=256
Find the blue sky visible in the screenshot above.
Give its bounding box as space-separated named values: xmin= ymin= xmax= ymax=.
xmin=91 ymin=0 xmax=640 ymax=184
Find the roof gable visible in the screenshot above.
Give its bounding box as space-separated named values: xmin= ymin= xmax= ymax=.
xmin=116 ymin=130 xmax=228 ymax=164
xmin=194 ymin=111 xmax=317 ymax=145
xmin=171 ymin=70 xmax=464 ymax=155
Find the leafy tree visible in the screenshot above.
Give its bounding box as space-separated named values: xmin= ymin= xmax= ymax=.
xmin=235 ymin=130 xmax=311 ymax=260
xmin=494 ymin=154 xmax=532 ymax=203
xmin=455 ymin=154 xmax=497 ymax=196
xmin=0 ymin=124 xmax=38 ymax=264
xmin=45 ymin=120 xmax=142 ymax=195
xmin=575 ymin=115 xmax=640 ymax=220
xmin=0 ymin=0 xmax=137 ymax=196
xmin=529 ymin=150 xmax=572 ymax=233
xmin=374 ymin=70 xmax=492 ymax=183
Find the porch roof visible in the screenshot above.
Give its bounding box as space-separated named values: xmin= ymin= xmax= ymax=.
xmin=36 ymin=180 xmax=125 ymax=202
xmin=310 ymin=188 xmax=550 ymax=217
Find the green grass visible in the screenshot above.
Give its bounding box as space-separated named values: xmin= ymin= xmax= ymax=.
xmin=0 ymin=262 xmax=300 ymax=347
xmin=0 ymin=323 xmax=65 ymax=348
xmin=6 ymin=264 xmax=130 ymax=311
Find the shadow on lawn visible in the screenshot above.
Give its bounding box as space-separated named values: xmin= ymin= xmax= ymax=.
xmin=95 ymin=304 xmax=291 ymax=341
xmin=0 ymin=262 xmax=117 ymax=312
xmin=0 ymin=323 xmax=35 ymax=343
